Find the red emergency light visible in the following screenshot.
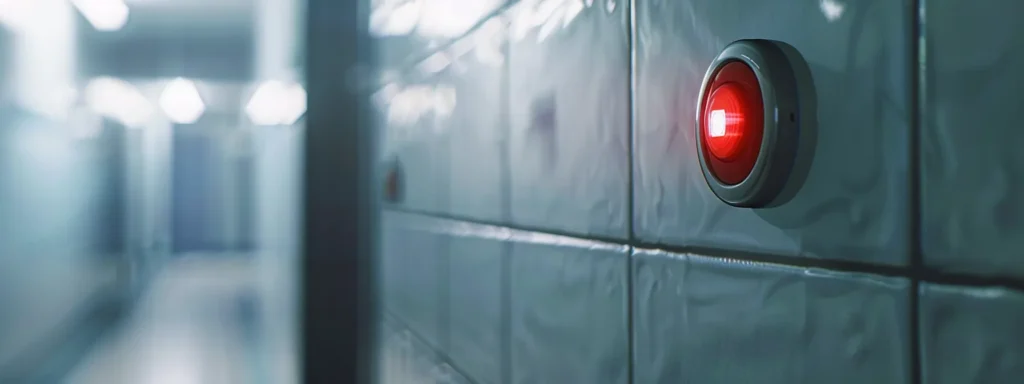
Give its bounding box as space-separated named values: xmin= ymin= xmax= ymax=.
xmin=696 ymin=40 xmax=802 ymax=208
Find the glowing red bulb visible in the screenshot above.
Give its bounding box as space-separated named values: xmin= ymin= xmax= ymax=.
xmin=698 ymin=61 xmax=764 ymax=185
xmin=703 ymin=83 xmax=748 ymax=161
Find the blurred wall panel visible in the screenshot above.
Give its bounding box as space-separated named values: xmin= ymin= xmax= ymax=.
xmin=122 ymin=120 xmax=173 ymax=297
xmin=252 ymin=0 xmax=304 ymax=381
xmin=252 ymin=125 xmax=303 ymax=384
xmin=0 ymin=110 xmax=123 ymax=373
xmin=0 ymin=0 xmax=125 ymax=375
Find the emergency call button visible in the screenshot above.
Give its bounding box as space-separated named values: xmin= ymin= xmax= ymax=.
xmin=696 ymin=39 xmax=803 ymax=208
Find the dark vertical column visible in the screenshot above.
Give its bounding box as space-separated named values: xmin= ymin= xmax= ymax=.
xmin=302 ymin=0 xmax=378 ymax=382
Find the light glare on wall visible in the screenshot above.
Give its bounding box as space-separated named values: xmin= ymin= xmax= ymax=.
xmin=70 ymin=0 xmax=129 ymax=31
xmin=0 ymin=0 xmax=32 ymax=32
xmin=159 ymin=78 xmax=206 ymax=125
xmin=369 ymin=0 xmax=501 ymax=38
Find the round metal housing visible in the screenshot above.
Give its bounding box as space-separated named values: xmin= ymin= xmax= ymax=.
xmin=695 ymin=39 xmax=801 ymax=208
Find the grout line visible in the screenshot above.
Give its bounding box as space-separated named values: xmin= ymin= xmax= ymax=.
xmin=384 ymin=206 xmax=1024 ymax=292
xmin=499 ymin=6 xmax=514 ymax=238
xmin=499 ymin=9 xmax=514 ymax=384
xmin=909 ymin=0 xmax=925 ymax=382
xmin=625 ymin=0 xmax=638 ymax=383
xmin=388 ymin=206 xmax=631 ymax=245
xmin=438 ymin=234 xmax=452 ymax=355
xmin=499 ymin=241 xmax=513 ymax=384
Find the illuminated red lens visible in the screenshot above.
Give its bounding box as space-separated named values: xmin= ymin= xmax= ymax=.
xmin=699 ymin=61 xmax=764 ymax=185
xmin=703 ymin=83 xmax=747 ymax=161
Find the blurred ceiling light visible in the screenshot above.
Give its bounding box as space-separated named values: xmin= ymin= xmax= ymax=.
xmin=70 ymin=0 xmax=129 ymax=31
xmin=369 ymin=0 xmax=420 ymax=36
xmin=159 ymin=78 xmax=205 ymax=124
xmin=246 ymin=80 xmax=307 ymax=126
xmin=84 ymin=76 xmax=153 ymax=127
xmin=0 ymin=0 xmax=32 ymax=32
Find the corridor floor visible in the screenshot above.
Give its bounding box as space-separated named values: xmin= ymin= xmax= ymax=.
xmin=63 ymin=256 xmax=470 ymax=384
xmin=65 ymin=256 xmax=293 ymax=384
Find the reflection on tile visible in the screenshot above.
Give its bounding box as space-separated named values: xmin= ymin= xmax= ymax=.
xmin=372 ymin=0 xmax=507 ymax=75
xmin=633 ymin=250 xmax=909 ymax=383
xmin=921 ymin=0 xmax=1024 ymax=277
xmin=376 ymin=14 xmax=507 ymax=220
xmin=508 ymin=0 xmax=630 ymax=238
xmin=633 ymin=0 xmax=910 ymax=264
xmin=510 ymin=239 xmax=629 ymax=384
xmin=920 ymin=284 xmax=1024 ymax=384
xmin=444 ymin=17 xmax=507 ymax=222
xmin=375 ymin=82 xmax=450 ymax=212
xmin=377 ymin=320 xmax=471 ymax=384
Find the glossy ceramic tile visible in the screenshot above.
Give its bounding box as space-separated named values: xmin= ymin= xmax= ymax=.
xmin=507 ymin=0 xmax=630 ymax=238
xmin=378 ymin=320 xmax=472 ymax=384
xmin=510 ymin=236 xmax=629 ymax=384
xmin=633 ymin=0 xmax=911 ymax=264
xmin=381 ymin=212 xmax=444 ymax=348
xmin=920 ymin=284 xmax=1024 ymax=384
xmin=921 ymin=1 xmax=1024 ymax=276
xmin=444 ymin=18 xmax=508 ymax=222
xmin=380 ymin=214 xmax=405 ymax=320
xmin=371 ymin=0 xmax=508 ymax=80
xmin=633 ymin=250 xmax=910 ymax=383
xmin=376 ymin=92 xmax=449 ymax=213
xmin=446 ymin=236 xmax=503 ymax=384
xmin=377 ymin=15 xmax=507 ymax=220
